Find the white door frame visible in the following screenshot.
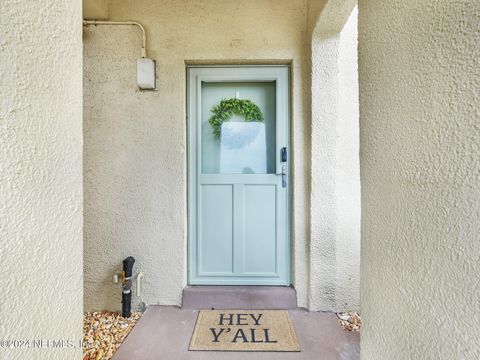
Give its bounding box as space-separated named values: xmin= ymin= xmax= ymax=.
xmin=186 ymin=65 xmax=291 ymax=285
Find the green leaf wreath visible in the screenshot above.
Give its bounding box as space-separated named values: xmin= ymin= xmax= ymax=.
xmin=209 ymin=98 xmax=264 ymax=138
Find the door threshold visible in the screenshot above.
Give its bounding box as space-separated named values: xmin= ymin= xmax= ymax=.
xmin=182 ymin=285 xmax=297 ymax=310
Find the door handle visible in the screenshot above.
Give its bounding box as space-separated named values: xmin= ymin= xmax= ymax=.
xmin=276 ymin=164 xmax=287 ymax=188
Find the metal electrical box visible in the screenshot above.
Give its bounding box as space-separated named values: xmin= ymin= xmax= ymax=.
xmin=137 ymin=58 xmax=156 ymax=90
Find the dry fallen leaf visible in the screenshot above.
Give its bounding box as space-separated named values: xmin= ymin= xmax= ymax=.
xmin=95 ymin=348 xmax=104 ymax=360
xmin=336 ymin=311 xmax=361 ymax=332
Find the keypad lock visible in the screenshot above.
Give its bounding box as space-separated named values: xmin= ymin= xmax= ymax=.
xmin=278 ymin=147 xmax=287 ymax=188
xmin=281 ymin=147 xmax=288 ymax=162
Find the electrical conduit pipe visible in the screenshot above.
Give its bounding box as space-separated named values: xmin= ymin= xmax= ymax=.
xmin=82 ymin=20 xmax=147 ymax=58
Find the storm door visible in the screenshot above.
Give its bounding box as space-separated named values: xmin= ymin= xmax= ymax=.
xmin=187 ymin=66 xmax=290 ymax=285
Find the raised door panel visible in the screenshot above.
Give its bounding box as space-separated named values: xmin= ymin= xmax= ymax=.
xmin=199 ymin=184 xmax=234 ymax=274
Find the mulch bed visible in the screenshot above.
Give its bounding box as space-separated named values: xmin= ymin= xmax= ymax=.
xmin=83 ymin=311 xmax=142 ymax=360
xmin=336 ymin=312 xmax=361 ymax=332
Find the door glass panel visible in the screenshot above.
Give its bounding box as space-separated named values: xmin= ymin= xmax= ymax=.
xmin=201 ymin=82 xmax=276 ymax=174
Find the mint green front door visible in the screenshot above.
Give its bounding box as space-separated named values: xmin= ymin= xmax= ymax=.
xmin=188 ymin=66 xmax=290 ymax=285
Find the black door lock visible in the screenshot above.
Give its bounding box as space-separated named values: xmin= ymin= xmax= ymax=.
xmin=281 ymin=147 xmax=288 ymax=162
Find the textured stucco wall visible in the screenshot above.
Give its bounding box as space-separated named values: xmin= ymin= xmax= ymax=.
xmin=359 ymin=0 xmax=480 ymax=359
xmin=335 ymin=7 xmax=360 ymax=311
xmin=83 ymin=0 xmax=312 ymax=310
xmin=83 ymin=0 xmax=109 ymax=20
xmin=310 ymin=1 xmax=360 ymax=311
xmin=0 ymin=1 xmax=83 ymax=359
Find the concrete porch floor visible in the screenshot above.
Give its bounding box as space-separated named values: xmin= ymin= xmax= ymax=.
xmin=112 ymin=306 xmax=360 ymax=360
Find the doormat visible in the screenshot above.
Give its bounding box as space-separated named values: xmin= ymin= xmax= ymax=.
xmin=189 ymin=310 xmax=300 ymax=352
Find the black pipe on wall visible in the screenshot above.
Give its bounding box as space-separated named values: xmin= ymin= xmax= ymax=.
xmin=122 ymin=256 xmax=135 ymax=318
